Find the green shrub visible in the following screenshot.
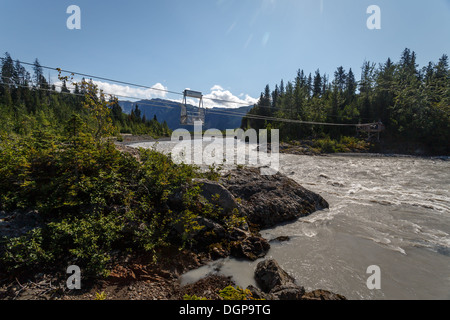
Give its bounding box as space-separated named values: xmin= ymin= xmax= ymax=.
xmin=218 ymin=286 xmax=256 ymax=300
xmin=0 ymin=124 xmax=244 ymax=277
xmin=339 ymin=136 xmax=370 ymax=151
xmin=312 ymin=136 xmax=369 ymax=153
xmin=94 ymin=291 xmax=107 ymax=300
xmin=314 ymin=137 xmax=338 ymax=153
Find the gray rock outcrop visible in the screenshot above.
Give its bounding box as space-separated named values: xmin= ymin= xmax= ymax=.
xmin=219 ymin=167 xmax=329 ymax=229
xmin=253 ymin=259 xmax=346 ymax=300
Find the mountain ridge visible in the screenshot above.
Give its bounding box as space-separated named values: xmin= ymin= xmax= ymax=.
xmin=119 ymin=98 xmax=253 ymax=131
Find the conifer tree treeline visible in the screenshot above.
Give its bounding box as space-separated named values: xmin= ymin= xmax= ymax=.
xmin=242 ymin=49 xmax=449 ymax=154
xmin=0 ymin=53 xmax=171 ymax=138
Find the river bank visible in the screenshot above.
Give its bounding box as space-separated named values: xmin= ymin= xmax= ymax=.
xmin=117 ymin=134 xmax=449 ymax=159
xmin=4 ymin=135 xmax=447 ymax=300
xmin=0 ymin=247 xmax=344 ymax=301
xmin=127 ymin=138 xmax=450 ymax=299
xmin=0 ymin=151 xmax=346 ymax=300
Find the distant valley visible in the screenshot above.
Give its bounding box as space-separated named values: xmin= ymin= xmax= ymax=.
xmin=119 ymin=98 xmax=253 ymax=131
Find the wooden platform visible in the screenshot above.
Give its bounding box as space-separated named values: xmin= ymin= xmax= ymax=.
xmin=356 ymin=122 xmax=385 ymax=141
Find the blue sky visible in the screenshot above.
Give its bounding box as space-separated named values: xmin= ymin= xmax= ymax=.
xmin=1 ymin=0 xmax=449 ymax=107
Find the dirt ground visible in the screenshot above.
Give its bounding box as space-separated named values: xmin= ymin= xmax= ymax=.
xmin=0 ymin=248 xmax=234 ymax=301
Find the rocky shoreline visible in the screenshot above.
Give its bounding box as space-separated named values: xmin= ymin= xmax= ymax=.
xmin=0 ymin=156 xmax=345 ymax=300
xmin=116 ymin=134 xmax=449 ymax=158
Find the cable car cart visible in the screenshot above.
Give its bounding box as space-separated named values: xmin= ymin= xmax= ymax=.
xmin=356 ymin=121 xmax=385 ymax=142
xmin=180 ymin=89 xmax=205 ymax=125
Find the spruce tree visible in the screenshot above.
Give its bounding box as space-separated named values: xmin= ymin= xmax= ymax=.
xmin=346 ymin=68 xmax=356 ymax=101
xmin=313 ymin=69 xmax=322 ymax=97
xmin=1 ymin=53 xmax=16 ymax=86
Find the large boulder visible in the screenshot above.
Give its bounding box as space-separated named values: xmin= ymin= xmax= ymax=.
xmin=193 ymin=217 xmax=227 ymax=243
xmin=193 ymin=178 xmax=240 ymax=217
xmin=230 ymin=232 xmax=270 ymax=261
xmin=254 ymin=259 xmax=298 ymax=293
xmin=253 ymin=258 xmax=346 ymax=300
xmin=168 ymin=168 xmax=329 ymax=263
xmin=302 ymin=289 xmax=347 ymax=301
xmin=270 ymin=283 xmax=306 ymax=300
xmin=220 ymin=167 xmax=329 ymax=229
xmin=245 ymin=285 xmax=275 ymax=300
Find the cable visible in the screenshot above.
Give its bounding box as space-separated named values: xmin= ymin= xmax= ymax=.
xmin=0 ymin=57 xmax=266 ymax=108
xmin=0 ymin=76 xmax=377 ymax=126
xmin=2 ymin=79 xmax=376 ymax=127
xmin=0 ymin=57 xmax=183 ymax=97
xmin=0 ymin=60 xmax=377 ymax=127
xmin=0 ymin=57 xmax=257 ymax=107
xmin=0 ymin=79 xmax=179 ymax=112
xmin=0 ymin=56 xmax=379 ymax=122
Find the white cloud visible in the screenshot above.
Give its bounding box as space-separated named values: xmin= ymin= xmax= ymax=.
xmin=210 ymin=85 xmax=224 ymax=91
xmin=175 ymin=85 xmax=257 ymax=109
xmin=53 ymin=78 xmax=257 ymax=109
xmin=203 ymin=85 xmax=258 ymax=109
xmin=93 ymin=80 xmax=168 ymax=100
xmin=53 ymin=79 xmax=168 ymax=100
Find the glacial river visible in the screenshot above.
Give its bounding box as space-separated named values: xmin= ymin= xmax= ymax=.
xmin=130 ymin=139 xmax=450 ymax=300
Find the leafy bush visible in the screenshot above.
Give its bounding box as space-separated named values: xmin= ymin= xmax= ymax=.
xmin=0 ymin=122 xmax=245 ymax=278
xmin=339 ymin=136 xmax=370 ymax=151
xmin=0 ymin=76 xmax=246 ymax=279
xmin=94 ymin=291 xmax=107 ymax=300
xmin=182 ymin=286 xmax=260 ymax=300
xmin=312 ymin=136 xmax=369 ymax=153
xmin=313 ymin=137 xmax=339 ymax=153
xmin=218 ymin=286 xmax=256 ymax=300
